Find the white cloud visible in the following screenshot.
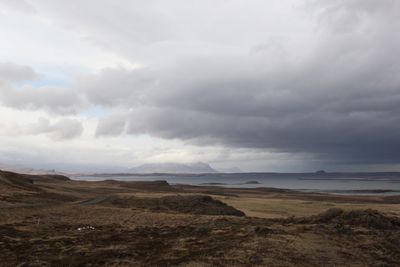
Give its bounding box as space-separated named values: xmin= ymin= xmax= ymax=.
xmin=0 ymin=106 xmax=84 ymax=140
xmin=28 ymin=117 xmax=83 ymax=140
xmin=0 ymin=82 xmax=84 ymax=114
xmin=0 ymin=62 xmax=38 ymax=81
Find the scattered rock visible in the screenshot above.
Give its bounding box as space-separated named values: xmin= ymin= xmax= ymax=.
xmin=77 ymin=226 xmax=95 ymax=231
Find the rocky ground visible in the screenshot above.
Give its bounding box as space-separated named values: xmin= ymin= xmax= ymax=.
xmin=1 ymin=170 xmax=400 ymax=266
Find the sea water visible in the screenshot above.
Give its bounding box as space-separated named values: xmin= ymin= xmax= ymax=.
xmin=73 ymin=173 xmax=400 ymax=195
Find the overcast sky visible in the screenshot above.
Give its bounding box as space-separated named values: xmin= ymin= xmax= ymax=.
xmin=0 ymin=0 xmax=399 ymax=172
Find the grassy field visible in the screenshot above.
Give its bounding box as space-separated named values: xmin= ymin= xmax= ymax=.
xmin=217 ymin=195 xmax=400 ymax=218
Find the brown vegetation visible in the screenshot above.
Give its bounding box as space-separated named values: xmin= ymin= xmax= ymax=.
xmin=81 ymin=194 xmax=245 ymax=216
xmin=1 ymin=170 xmax=400 ymax=266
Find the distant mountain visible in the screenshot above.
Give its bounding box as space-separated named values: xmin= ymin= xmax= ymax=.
xmin=129 ymin=162 xmax=218 ymax=173
xmin=0 ymin=163 xmax=63 ymax=175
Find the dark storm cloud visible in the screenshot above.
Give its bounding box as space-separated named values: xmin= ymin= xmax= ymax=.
xmin=88 ymin=0 xmax=400 ymax=164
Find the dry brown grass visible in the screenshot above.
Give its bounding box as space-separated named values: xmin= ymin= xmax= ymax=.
xmin=217 ymin=195 xmax=400 ymax=218
xmin=2 ymin=170 xmax=400 ymax=266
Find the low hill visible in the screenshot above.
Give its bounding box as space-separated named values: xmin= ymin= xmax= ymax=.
xmin=81 ymin=194 xmax=245 ymax=216
xmin=0 ymin=169 xmax=69 ymax=183
xmin=0 ymin=169 xmax=70 ymax=196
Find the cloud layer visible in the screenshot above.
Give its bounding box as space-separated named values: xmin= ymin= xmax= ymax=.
xmin=0 ymin=0 xmax=399 ymax=170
